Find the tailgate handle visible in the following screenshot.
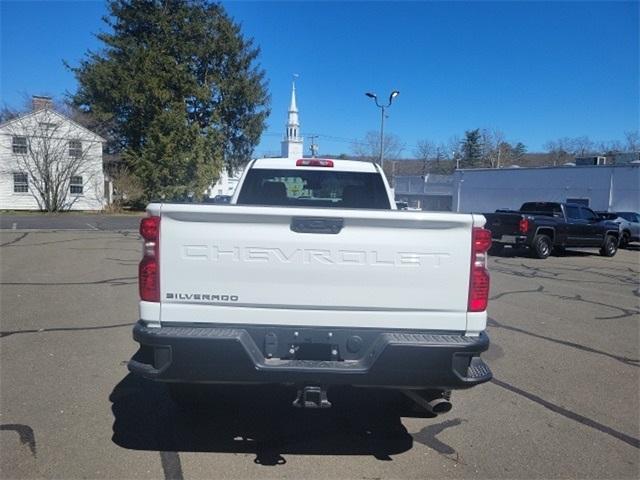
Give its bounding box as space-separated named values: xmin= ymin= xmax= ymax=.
xmin=291 ymin=217 xmax=344 ymax=234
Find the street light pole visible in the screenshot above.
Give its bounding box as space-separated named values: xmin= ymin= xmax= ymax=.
xmin=365 ymin=91 xmax=399 ymax=173
xmin=379 ymin=105 xmax=385 ymax=167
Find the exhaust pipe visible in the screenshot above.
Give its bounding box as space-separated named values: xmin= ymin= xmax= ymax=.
xmin=403 ymin=390 xmax=452 ymax=415
xmin=426 ymin=397 xmax=453 ymax=415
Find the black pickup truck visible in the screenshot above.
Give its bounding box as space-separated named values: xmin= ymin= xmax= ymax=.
xmin=484 ymin=202 xmax=621 ymax=259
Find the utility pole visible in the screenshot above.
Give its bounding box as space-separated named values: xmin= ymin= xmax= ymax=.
xmin=309 ymin=135 xmax=319 ymax=157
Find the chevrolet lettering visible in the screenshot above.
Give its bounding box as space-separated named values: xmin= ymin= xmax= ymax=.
xmin=183 ymin=245 xmax=451 ymax=267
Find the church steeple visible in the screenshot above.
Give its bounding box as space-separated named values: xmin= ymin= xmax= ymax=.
xmin=289 ymin=81 xmax=298 ymax=113
xmin=281 ymin=78 xmax=303 ymax=159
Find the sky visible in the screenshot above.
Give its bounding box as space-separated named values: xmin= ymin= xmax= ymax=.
xmin=1 ymin=1 xmax=638 ymax=157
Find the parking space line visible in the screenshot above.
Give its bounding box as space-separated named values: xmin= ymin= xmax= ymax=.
xmin=159 ymin=451 xmax=184 ymax=480
xmin=85 ymin=223 xmax=99 ymax=231
xmin=488 ymin=317 xmax=640 ymax=366
xmin=0 ymin=232 xmax=29 ymax=247
xmin=492 ymin=378 xmax=640 ymax=449
xmin=12 ymin=223 xmax=17 ymax=230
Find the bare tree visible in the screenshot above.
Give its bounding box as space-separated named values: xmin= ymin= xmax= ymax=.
xmin=544 ymin=137 xmax=574 ymax=165
xmin=434 ymin=145 xmax=456 ymax=174
xmin=413 ymin=140 xmax=454 ymax=174
xmin=351 ymin=131 xmax=405 ymax=162
xmin=1 ymin=109 xmax=103 ymax=211
xmin=109 ymin=166 xmax=144 ymax=210
xmin=480 ymin=128 xmax=507 ymax=168
xmin=544 ymin=136 xmax=596 ymax=164
xmin=565 ymin=135 xmax=640 ymax=156
xmin=570 ymin=136 xmax=595 ymax=156
xmin=414 ymin=139 xmax=436 ymax=175
xmin=624 ymin=131 xmax=640 ymax=152
xmin=0 ymin=105 xmax=20 ymax=124
xmin=597 ymin=139 xmax=624 ymax=155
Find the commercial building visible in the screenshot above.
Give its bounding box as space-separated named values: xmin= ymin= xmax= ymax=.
xmin=452 ymin=164 xmax=639 ymax=213
xmin=393 ymin=174 xmax=454 ymax=211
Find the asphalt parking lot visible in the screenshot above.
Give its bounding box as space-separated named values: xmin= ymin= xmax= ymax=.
xmin=0 ymin=213 xmax=142 ymax=231
xmin=1 ymin=221 xmax=638 ymax=479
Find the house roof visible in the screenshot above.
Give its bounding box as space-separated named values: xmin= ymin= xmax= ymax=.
xmin=0 ymin=108 xmax=107 ymax=143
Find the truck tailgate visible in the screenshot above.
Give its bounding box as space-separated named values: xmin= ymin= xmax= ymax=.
xmin=156 ymin=204 xmax=475 ymax=331
xmin=485 ymin=212 xmax=523 ymax=238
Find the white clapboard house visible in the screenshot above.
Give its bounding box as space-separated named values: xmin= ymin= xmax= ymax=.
xmin=0 ymin=97 xmax=106 ymax=211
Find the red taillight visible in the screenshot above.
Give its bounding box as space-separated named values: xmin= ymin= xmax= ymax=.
xmin=139 ymin=216 xmax=160 ymax=302
xmin=519 ymin=217 xmax=530 ymax=234
xmin=468 ymin=268 xmax=490 ymax=311
xmin=140 ymin=216 xmax=160 ymax=241
xmin=296 ymin=159 xmax=334 ymax=167
xmin=139 ymin=256 xmax=159 ymax=301
xmin=468 ymin=227 xmax=491 ymax=312
xmin=473 ymin=227 xmax=492 ymax=252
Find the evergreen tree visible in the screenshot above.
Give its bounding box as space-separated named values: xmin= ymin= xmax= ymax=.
xmin=512 ymin=142 xmax=527 ymax=163
xmin=460 ymin=129 xmax=483 ymax=168
xmin=69 ymin=0 xmax=270 ymax=200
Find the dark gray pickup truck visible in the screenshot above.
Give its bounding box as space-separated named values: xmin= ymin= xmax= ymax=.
xmin=484 ymin=202 xmax=621 ymax=259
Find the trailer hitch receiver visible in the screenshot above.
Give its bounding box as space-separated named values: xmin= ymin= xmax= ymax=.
xmin=293 ymin=386 xmax=332 ymax=409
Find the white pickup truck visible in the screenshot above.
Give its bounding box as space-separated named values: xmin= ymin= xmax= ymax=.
xmin=129 ymin=158 xmax=492 ymax=413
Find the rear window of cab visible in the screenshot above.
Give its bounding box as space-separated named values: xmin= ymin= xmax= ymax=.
xmin=236 ymin=168 xmax=391 ymax=209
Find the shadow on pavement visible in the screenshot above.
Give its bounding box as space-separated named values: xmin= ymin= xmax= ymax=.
xmin=110 ymin=374 xmax=416 ymax=464
xmin=488 ymin=246 xmax=522 ymax=258
xmin=552 ymin=249 xmax=602 ymax=257
xmin=489 ymin=246 xmax=602 ymax=259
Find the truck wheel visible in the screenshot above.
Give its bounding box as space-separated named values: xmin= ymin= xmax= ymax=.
xmin=619 ymin=231 xmax=630 ymax=249
xmin=488 ymin=244 xmax=504 ymax=256
xmin=531 ymin=234 xmax=552 ymax=259
xmin=600 ymin=235 xmax=618 ymax=257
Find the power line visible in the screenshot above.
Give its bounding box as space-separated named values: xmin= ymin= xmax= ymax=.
xmin=259 ymin=131 xmax=426 ymax=153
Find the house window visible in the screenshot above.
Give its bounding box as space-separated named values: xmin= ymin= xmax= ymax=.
xmin=13 ymin=172 xmax=28 ymax=193
xmin=70 ymin=176 xmax=83 ymax=195
xmin=12 ymin=136 xmax=27 ymax=154
xmin=69 ymin=140 xmax=82 ymax=158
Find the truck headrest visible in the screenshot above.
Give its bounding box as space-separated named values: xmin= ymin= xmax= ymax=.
xmin=261 ymin=181 xmax=288 ymax=205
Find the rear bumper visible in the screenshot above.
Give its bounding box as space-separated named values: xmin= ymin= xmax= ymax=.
xmin=128 ymin=321 xmax=492 ymax=390
xmin=493 ymin=234 xmax=528 ymax=246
